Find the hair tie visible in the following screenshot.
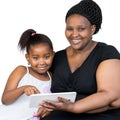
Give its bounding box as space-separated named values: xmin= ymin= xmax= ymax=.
xmin=31 ymin=32 xmax=36 ymax=36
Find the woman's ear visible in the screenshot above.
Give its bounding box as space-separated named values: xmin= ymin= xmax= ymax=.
xmin=91 ymin=25 xmax=96 ymax=35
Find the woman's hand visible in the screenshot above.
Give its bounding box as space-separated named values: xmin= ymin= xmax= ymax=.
xmin=23 ymin=85 xmax=40 ymax=96
xmin=36 ymin=107 xmax=53 ymax=118
xmin=40 ymin=97 xmax=74 ymax=112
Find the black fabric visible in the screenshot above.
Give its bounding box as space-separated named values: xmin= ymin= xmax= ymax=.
xmin=42 ymin=109 xmax=120 ymax=120
xmin=44 ymin=42 xmax=120 ymax=120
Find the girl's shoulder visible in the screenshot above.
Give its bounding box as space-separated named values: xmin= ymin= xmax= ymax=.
xmin=15 ymin=65 xmax=27 ymax=71
xmin=12 ymin=65 xmax=28 ymax=76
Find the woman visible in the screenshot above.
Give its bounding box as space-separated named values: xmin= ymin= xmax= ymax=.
xmin=37 ymin=0 xmax=120 ymax=119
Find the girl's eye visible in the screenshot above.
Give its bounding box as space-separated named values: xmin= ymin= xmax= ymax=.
xmin=44 ymin=55 xmax=50 ymax=59
xmin=33 ymin=57 xmax=38 ymax=60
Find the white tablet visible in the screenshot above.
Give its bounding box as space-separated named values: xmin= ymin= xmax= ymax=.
xmin=29 ymin=92 xmax=77 ymax=108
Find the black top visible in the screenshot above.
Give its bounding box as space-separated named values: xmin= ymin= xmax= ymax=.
xmin=42 ymin=42 xmax=120 ymax=120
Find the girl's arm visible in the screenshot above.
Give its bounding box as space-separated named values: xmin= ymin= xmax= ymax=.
xmin=1 ymin=66 xmax=39 ymax=105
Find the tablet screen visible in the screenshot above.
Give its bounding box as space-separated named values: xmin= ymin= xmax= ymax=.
xmin=29 ymin=92 xmax=77 ymax=108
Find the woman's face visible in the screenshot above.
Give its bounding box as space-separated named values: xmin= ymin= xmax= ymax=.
xmin=65 ymin=14 xmax=96 ymax=50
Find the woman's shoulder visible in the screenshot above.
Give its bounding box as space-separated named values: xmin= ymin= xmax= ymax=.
xmin=97 ymin=42 xmax=119 ymax=50
xmin=54 ymin=49 xmax=67 ymax=61
xmin=96 ymin=42 xmax=120 ymax=59
xmin=55 ymin=49 xmax=66 ymax=55
xmin=54 ymin=49 xmax=66 ymax=58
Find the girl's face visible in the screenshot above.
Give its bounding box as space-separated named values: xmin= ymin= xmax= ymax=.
xmin=26 ymin=43 xmax=54 ymax=74
xmin=65 ymin=14 xmax=96 ymax=50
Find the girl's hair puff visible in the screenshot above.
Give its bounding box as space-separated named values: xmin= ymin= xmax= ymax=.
xmin=18 ymin=29 xmax=53 ymax=53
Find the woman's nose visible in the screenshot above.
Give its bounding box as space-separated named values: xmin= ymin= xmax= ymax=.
xmin=72 ymin=29 xmax=79 ymax=37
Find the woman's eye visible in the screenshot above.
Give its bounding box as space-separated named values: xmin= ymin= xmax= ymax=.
xmin=78 ymin=27 xmax=85 ymax=32
xmin=66 ymin=27 xmax=73 ymax=31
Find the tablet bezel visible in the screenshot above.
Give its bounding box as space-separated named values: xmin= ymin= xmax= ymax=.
xmin=29 ymin=92 xmax=76 ymax=108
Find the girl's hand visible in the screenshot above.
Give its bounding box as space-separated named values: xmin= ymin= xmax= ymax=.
xmin=23 ymin=85 xmax=40 ymax=96
xmin=40 ymin=97 xmax=74 ymax=112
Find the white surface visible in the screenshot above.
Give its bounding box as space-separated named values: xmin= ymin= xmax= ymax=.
xmin=0 ymin=0 xmax=120 ymax=104
xmin=0 ymin=94 xmax=39 ymax=120
xmin=29 ymin=92 xmax=77 ymax=108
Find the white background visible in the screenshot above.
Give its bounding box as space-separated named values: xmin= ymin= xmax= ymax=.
xmin=0 ymin=0 xmax=120 ymax=104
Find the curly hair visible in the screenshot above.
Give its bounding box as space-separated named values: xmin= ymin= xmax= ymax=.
xmin=65 ymin=0 xmax=102 ymax=34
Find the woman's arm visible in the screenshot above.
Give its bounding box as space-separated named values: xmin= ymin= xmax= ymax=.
xmin=39 ymin=59 xmax=120 ymax=114
xmin=86 ymin=97 xmax=120 ymax=113
xmin=70 ymin=59 xmax=120 ymax=113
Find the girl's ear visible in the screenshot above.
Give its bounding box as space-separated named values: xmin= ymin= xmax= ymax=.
xmin=25 ymin=54 xmax=30 ymax=64
xmin=53 ymin=51 xmax=55 ymax=56
xmin=52 ymin=51 xmax=55 ymax=59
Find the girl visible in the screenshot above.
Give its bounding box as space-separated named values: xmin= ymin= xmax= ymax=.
xmin=0 ymin=29 xmax=54 ymax=120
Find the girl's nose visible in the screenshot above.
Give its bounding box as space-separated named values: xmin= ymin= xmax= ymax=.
xmin=38 ymin=58 xmax=45 ymax=64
